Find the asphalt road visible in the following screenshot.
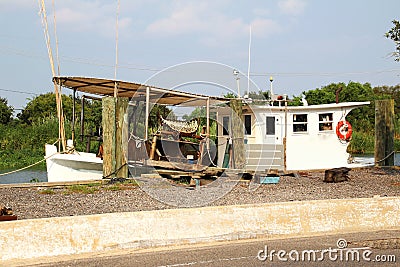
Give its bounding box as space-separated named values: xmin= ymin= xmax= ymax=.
xmin=21 ymin=230 xmax=400 ymax=267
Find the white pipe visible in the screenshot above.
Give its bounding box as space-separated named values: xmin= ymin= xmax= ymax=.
xmin=247 ymin=26 xmax=252 ymax=97
xmin=145 ymin=86 xmax=150 ymax=140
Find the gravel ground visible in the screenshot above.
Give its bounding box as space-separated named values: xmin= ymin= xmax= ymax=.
xmin=1 ymin=167 xmax=400 ymax=220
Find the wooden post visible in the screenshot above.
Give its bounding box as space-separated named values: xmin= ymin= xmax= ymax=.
xmin=149 ymin=135 xmax=157 ymax=160
xmin=102 ymin=97 xmax=128 ymax=178
xmin=72 ymin=89 xmax=76 ymax=147
xmin=116 ymin=97 xmax=128 ymax=178
xmin=80 ymin=96 xmax=85 ymax=142
xmin=230 ymin=99 xmax=245 ymax=169
xmin=375 ymin=99 xmax=395 ymax=166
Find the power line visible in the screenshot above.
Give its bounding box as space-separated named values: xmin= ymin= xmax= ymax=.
xmin=0 ymin=87 xmax=38 ymax=95
xmin=249 ymin=69 xmax=400 ymax=77
xmin=2 ymin=45 xmax=400 ymax=77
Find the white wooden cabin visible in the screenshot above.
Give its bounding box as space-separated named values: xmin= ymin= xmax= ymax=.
xmin=216 ymin=101 xmax=370 ymax=171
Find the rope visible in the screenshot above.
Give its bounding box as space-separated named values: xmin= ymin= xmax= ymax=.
xmin=103 ymin=163 xmax=127 ymax=179
xmin=0 ymin=138 xmax=77 ymax=177
xmin=375 ymin=151 xmax=398 ymax=164
xmin=0 ymin=151 xmax=62 ymax=177
xmin=52 ymin=0 xmax=61 ymax=77
xmin=204 ymin=145 xmax=217 ymax=167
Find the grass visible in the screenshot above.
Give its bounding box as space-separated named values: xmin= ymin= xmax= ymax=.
xmin=52 ymin=180 xmax=140 ymax=195
xmin=65 ymin=184 xmax=100 ymax=194
xmin=347 ymin=131 xmax=375 ymax=154
xmin=104 ymin=179 xmax=140 ymax=191
xmin=39 ymin=188 xmax=56 ymax=195
xmin=105 ymin=184 xmax=123 ymax=191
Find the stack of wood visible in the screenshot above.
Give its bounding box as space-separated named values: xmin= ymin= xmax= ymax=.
xmin=0 ymin=203 xmax=17 ymax=221
xmin=324 ymin=167 xmax=350 ymax=183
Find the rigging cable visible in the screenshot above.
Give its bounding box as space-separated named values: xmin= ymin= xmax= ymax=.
xmin=52 ymin=0 xmax=66 ymax=151
xmin=38 ymin=0 xmax=66 ymax=152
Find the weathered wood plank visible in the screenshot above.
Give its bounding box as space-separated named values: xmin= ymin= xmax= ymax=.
xmin=102 ymin=97 xmax=116 ymax=177
xmin=102 ymin=97 xmax=129 ymax=178
xmin=375 ymin=99 xmax=394 ymax=166
xmin=116 ymin=97 xmax=129 ymax=178
xmin=230 ymin=99 xmax=245 ymax=169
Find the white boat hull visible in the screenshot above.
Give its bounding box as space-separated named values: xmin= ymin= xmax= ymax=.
xmin=45 ymin=144 xmax=103 ymax=182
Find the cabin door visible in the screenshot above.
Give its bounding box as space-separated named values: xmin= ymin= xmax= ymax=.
xmin=264 ymin=115 xmax=282 ymax=145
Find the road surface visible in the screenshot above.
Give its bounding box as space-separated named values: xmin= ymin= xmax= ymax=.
xmin=19 ymin=230 xmax=400 ymax=267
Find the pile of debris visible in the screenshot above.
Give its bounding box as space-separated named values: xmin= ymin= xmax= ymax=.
xmin=0 ymin=203 xmax=17 ymax=221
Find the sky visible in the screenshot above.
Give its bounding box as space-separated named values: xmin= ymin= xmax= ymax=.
xmin=1 ymin=0 xmax=400 ymax=114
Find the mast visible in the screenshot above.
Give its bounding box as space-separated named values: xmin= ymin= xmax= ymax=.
xmin=38 ymin=0 xmax=66 ymax=152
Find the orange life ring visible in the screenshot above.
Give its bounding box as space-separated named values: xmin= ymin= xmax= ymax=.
xmin=336 ymin=120 xmax=352 ymax=141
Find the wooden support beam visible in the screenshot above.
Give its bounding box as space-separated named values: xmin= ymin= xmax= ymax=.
xmin=149 ymin=135 xmax=157 ymax=160
xmin=230 ymin=99 xmax=245 ymax=169
xmin=102 ymin=97 xmax=116 ymax=178
xmin=102 ymin=97 xmax=128 ymax=178
xmin=375 ymin=99 xmax=395 ymax=167
xmin=116 ymin=97 xmax=128 ymax=178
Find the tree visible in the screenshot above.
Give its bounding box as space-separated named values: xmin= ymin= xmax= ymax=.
xmin=17 ymin=93 xmax=74 ymax=124
xmin=0 ymin=97 xmax=13 ymax=125
xmin=385 ymin=19 xmax=400 ymax=62
xmin=17 ymin=93 xmax=102 ymax=126
xmin=292 ymin=82 xmax=377 ymax=131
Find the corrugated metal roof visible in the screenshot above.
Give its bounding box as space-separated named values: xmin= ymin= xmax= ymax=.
xmin=53 ymin=76 xmax=229 ymax=106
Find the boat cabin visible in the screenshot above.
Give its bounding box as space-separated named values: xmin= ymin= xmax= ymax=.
xmin=216 ymin=101 xmax=369 ymax=171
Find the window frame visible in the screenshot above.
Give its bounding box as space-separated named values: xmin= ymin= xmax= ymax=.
xmin=244 ymin=114 xmax=252 ymax=135
xmin=222 ymin=116 xmax=230 ymax=136
xmin=292 ymin=113 xmax=308 ymax=133
xmin=318 ymin=113 xmax=333 ymax=132
xmin=266 ymin=116 xmax=276 ymax=135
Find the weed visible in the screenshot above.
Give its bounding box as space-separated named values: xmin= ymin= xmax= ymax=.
xmin=67 ymin=184 xmax=99 ymax=194
xmin=39 ymin=188 xmax=56 ymax=194
xmin=105 ymin=185 xmax=122 ymax=191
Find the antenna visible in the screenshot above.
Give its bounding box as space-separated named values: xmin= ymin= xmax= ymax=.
xmin=269 ymin=76 xmax=274 ymax=98
xmin=233 ymin=69 xmax=240 ymax=97
xmin=246 ymin=26 xmax=252 ymax=97
xmin=114 ymin=0 xmax=120 ymax=97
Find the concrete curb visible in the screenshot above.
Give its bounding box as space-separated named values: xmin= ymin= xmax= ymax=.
xmin=1 ymin=196 xmax=400 ymax=261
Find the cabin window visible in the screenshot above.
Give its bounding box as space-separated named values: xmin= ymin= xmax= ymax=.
xmin=266 ymin=116 xmax=275 ymax=135
xmin=293 ymin=114 xmax=308 ymax=133
xmin=319 ymin=113 xmax=333 ymax=131
xmin=244 ymin=115 xmax=251 ymax=135
xmin=222 ymin=116 xmax=229 ymax=136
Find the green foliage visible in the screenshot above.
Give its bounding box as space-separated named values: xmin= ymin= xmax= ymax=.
xmin=66 ymin=184 xmax=99 ymax=194
xmin=0 ymin=93 xmax=104 ymax=169
xmin=17 ymin=93 xmax=69 ymax=124
xmin=39 ymin=189 xmax=56 ymax=194
xmin=148 ymin=104 xmax=175 ymax=133
xmin=385 ymin=19 xmax=400 ymax=62
xmin=0 ymin=97 xmax=13 ymax=125
xmin=0 ymin=149 xmax=44 ymax=169
xmin=16 ymin=93 xmax=102 ymax=133
xmin=288 ymin=82 xmax=400 ymax=154
xmin=347 ymin=131 xmax=375 ymax=154
xmin=223 ymin=92 xmax=237 ymax=98
xmin=291 ymin=82 xmax=377 ymax=132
